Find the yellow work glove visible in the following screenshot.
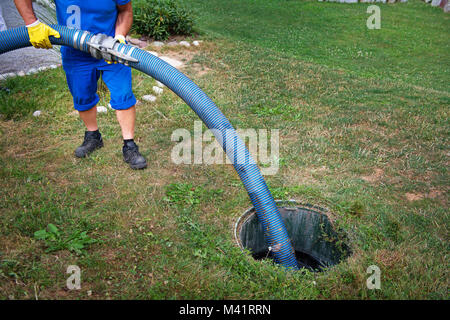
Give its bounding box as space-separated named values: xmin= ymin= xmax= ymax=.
xmin=106 ymin=35 xmax=126 ymax=64
xmin=26 ymin=20 xmax=60 ymax=49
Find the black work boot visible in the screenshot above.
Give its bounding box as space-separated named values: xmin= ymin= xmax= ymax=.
xmin=75 ymin=130 xmax=104 ymax=158
xmin=123 ymin=140 xmax=147 ymax=170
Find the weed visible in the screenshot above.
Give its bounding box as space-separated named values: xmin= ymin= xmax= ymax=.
xmin=34 ymin=224 xmax=98 ymax=255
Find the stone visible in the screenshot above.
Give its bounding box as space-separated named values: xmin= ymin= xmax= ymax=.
xmin=26 ymin=68 xmax=37 ymax=75
xmin=127 ymin=37 xmax=147 ymax=48
xmin=153 ymin=86 xmax=163 ymax=95
xmin=431 ymin=0 xmax=441 ymax=6
xmin=167 ymin=41 xmax=178 ymax=47
xmin=193 ymin=41 xmax=200 ymax=47
xmin=179 ymin=41 xmax=191 ymax=48
xmin=142 ymin=95 xmax=157 ymax=103
xmin=33 ymin=110 xmax=42 ymax=117
xmin=156 ymin=81 xmax=165 ymax=88
xmin=49 ymin=64 xmax=58 ymax=69
xmin=97 ymin=106 xmax=108 ymax=113
xmin=17 ymin=71 xmax=26 ymax=77
xmin=159 ymin=56 xmax=184 ymax=69
xmin=0 ymin=72 xmax=16 ymax=80
xmin=147 ymin=51 xmax=159 ymax=57
xmin=152 ymin=41 xmax=164 ymax=47
xmin=125 ymin=35 xmax=131 ymax=41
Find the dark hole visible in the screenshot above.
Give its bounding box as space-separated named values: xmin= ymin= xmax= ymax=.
xmin=237 ymin=203 xmax=350 ymax=272
xmin=252 ymin=250 xmax=328 ymax=272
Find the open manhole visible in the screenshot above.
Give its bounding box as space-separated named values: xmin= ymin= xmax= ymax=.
xmin=235 ymin=200 xmax=350 ymax=272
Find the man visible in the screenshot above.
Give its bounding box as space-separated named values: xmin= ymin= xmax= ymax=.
xmin=14 ymin=0 xmax=147 ymax=170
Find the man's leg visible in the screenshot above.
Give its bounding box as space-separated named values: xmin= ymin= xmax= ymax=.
xmin=74 ymin=105 xmax=103 ymax=158
xmin=63 ymin=60 xmax=103 ymax=158
xmin=101 ymin=63 xmax=147 ymax=169
xmin=79 ymin=106 xmax=99 ymax=132
xmin=115 ymin=105 xmax=135 ymax=140
xmin=115 ymin=105 xmax=146 ymax=169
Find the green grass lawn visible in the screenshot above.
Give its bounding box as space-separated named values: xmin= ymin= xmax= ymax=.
xmin=0 ymin=0 xmax=448 ymax=299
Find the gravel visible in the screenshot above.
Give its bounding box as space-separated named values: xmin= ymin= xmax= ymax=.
xmin=142 ymin=95 xmax=157 ymax=103
xmin=97 ymin=106 xmax=108 ymax=113
xmin=179 ymin=41 xmax=191 ymax=48
xmin=152 ymin=41 xmax=164 ymax=47
xmin=153 ymin=86 xmax=163 ymax=95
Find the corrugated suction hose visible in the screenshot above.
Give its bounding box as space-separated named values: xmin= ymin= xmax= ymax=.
xmin=0 ymin=25 xmax=299 ymax=269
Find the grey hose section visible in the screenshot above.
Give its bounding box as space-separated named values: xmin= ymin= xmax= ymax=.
xmin=0 ymin=25 xmax=299 ymax=269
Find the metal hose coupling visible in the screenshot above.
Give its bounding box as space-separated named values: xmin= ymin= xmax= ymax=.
xmin=87 ymin=33 xmax=138 ymax=66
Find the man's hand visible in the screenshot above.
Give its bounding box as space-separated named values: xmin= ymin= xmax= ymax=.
xmin=105 ymin=2 xmax=133 ymax=64
xmin=14 ymin=0 xmax=60 ymax=48
xmin=115 ymin=34 xmax=126 ymax=44
xmin=27 ymin=20 xmax=60 ymax=49
xmin=105 ymin=35 xmax=126 ymax=64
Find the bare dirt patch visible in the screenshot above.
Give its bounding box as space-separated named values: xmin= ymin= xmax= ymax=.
xmin=146 ymin=43 xmax=213 ymax=77
xmin=283 ymin=166 xmax=329 ymax=186
xmin=405 ymin=189 xmax=446 ymax=202
xmin=160 ymin=50 xmax=196 ymax=69
xmin=188 ymin=62 xmax=212 ymax=77
xmin=405 ymin=193 xmax=425 ymax=202
xmin=428 ymin=189 xmax=444 ymax=199
xmin=362 ymin=168 xmax=384 ymax=183
xmin=375 ymin=249 xmax=406 ymax=269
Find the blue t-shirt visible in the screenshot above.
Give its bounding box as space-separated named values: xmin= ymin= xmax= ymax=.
xmin=54 ymin=0 xmax=130 ymax=61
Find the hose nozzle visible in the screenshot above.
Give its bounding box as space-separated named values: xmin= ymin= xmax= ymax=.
xmin=87 ymin=33 xmax=138 ymax=65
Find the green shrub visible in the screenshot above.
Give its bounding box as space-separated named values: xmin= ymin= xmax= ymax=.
xmin=132 ymin=0 xmax=195 ymax=41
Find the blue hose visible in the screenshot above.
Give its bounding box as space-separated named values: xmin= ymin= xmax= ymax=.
xmin=0 ymin=25 xmax=299 ymax=270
